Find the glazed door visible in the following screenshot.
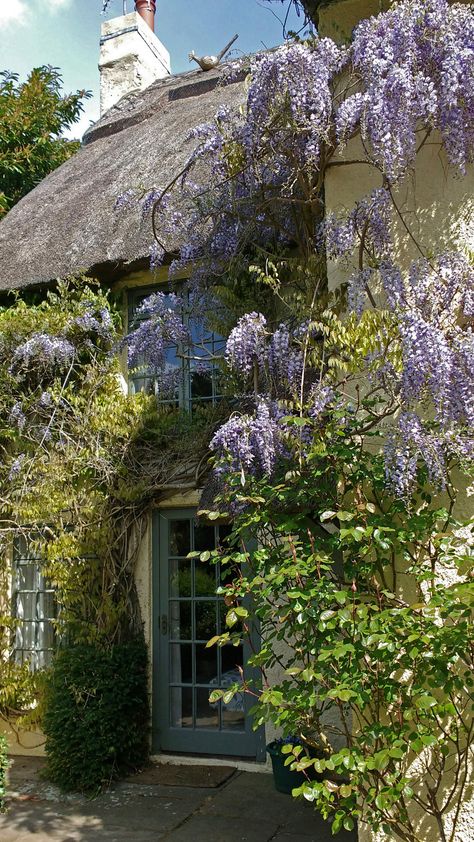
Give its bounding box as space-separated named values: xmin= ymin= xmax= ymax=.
xmin=153 ymin=509 xmax=263 ymax=758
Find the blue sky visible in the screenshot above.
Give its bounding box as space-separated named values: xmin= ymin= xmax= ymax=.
xmin=0 ymin=0 xmax=302 ymax=138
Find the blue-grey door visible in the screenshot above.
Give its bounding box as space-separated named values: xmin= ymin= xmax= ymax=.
xmin=152 ymin=509 xmax=264 ymax=758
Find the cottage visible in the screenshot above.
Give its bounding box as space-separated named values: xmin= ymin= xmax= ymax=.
xmin=0 ymin=3 xmax=473 ymax=840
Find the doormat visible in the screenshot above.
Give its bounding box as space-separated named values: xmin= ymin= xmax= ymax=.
xmin=125 ymin=763 xmax=236 ymax=788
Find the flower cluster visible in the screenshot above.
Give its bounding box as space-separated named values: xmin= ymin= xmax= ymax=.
xmin=126 ymin=292 xmax=189 ymax=374
xmin=10 ymin=333 xmax=75 ymax=374
xmin=226 ymin=313 xmax=305 ymax=395
xmin=384 ymin=412 xmax=447 ymax=498
xmin=226 ymin=313 xmax=267 ymax=376
xmin=210 ymin=400 xmax=283 ymax=480
xmin=345 ymin=0 xmax=474 ymax=179
xmin=381 ymin=253 xmax=474 ymax=430
xmin=72 ymin=302 xmax=114 ymax=342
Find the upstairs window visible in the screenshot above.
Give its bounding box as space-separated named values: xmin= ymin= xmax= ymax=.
xmin=127 ymin=287 xmax=225 ymax=411
xmin=12 ymin=536 xmax=56 ymax=671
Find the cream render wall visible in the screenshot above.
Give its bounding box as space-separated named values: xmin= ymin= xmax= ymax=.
xmin=321 ymin=3 xmax=474 ymax=840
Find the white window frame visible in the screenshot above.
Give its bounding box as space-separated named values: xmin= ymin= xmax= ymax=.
xmin=127 ymin=285 xmax=225 ymax=412
xmin=11 ymin=536 xmax=56 ymax=671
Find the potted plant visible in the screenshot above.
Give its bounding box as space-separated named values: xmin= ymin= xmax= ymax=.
xmin=266 ymin=735 xmax=325 ymax=794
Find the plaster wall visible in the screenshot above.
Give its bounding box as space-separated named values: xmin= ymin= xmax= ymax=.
xmin=322 ymin=6 xmax=474 ymax=840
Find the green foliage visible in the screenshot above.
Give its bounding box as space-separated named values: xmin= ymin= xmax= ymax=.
xmin=0 ymin=66 xmax=90 ymax=217
xmin=0 ymin=281 xmax=225 ymax=731
xmin=207 ymin=315 xmax=474 ymax=841
xmin=42 ymin=639 xmax=149 ymax=793
xmin=0 ymin=734 xmax=8 ymax=813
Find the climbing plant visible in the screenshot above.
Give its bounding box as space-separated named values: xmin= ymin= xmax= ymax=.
xmin=0 ymin=281 xmax=225 ymax=735
xmin=121 ymin=1 xmax=474 ymax=839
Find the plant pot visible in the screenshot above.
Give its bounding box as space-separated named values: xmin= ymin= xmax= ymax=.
xmin=266 ymin=740 xmax=323 ymax=794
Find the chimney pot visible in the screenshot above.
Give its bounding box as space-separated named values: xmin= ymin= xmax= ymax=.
xmin=135 ymin=0 xmax=156 ymax=32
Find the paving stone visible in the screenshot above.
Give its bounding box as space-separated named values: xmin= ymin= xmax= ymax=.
xmin=1 ymin=762 xmax=357 ymax=841
xmin=160 ymin=813 xmax=280 ymax=842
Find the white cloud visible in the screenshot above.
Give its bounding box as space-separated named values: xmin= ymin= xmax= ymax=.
xmin=0 ymin=0 xmax=28 ymax=29
xmin=39 ymin=0 xmax=73 ymax=11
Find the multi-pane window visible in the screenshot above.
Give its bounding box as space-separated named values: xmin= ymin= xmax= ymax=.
xmin=12 ymin=536 xmax=56 ymax=671
xmin=128 ymin=287 xmax=225 ymax=410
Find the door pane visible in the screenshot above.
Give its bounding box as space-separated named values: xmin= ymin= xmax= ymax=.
xmin=169 ymin=601 xmax=192 ymax=640
xmin=170 ymin=558 xmax=192 ymax=597
xmin=169 ymin=520 xmax=190 ymax=556
xmin=196 ymin=688 xmax=219 ymax=729
xmin=195 ymin=602 xmax=217 ymax=640
xmin=195 ymin=560 xmax=216 ymax=596
xmin=170 ymin=643 xmax=193 ymax=684
xmin=194 ymin=524 xmax=215 ymax=552
xmin=170 ymin=687 xmax=193 ymax=728
xmin=195 ymin=644 xmax=218 ymax=684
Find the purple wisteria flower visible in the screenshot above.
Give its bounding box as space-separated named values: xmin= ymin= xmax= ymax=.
xmin=268 ymin=324 xmax=304 ymax=393
xmin=309 ymin=385 xmax=334 ymax=421
xmin=385 ymin=412 xmax=447 ymax=498
xmin=8 ymin=453 xmax=25 ymax=481
xmin=381 ymin=253 xmax=474 ymax=429
xmin=9 ymin=402 xmax=26 ymax=431
xmin=226 ymin=313 xmax=267 ymax=377
xmin=210 ymin=400 xmax=283 ymax=481
xmin=10 ymin=334 xmax=75 ymax=373
xmin=345 ymin=0 xmax=474 ymax=180
xmin=126 ymin=292 xmax=189 ymax=375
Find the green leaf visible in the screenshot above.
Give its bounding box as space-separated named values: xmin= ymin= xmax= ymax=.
xmin=320 ymin=510 xmax=336 ymax=522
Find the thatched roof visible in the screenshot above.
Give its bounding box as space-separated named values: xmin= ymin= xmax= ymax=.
xmin=0 ymin=66 xmax=245 ymax=293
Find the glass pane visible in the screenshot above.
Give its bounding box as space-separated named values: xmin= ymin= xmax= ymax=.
xmin=38 ymin=620 xmax=54 ymax=650
xmin=170 ymin=687 xmax=193 ymax=728
xmin=36 ymin=649 xmax=53 ymax=670
xmin=16 ymin=621 xmax=35 ymax=649
xmin=169 ymin=520 xmax=190 ymax=557
xmin=17 ymin=563 xmax=35 ymax=590
xmin=196 ymin=688 xmax=219 ymax=730
xmin=170 ymin=558 xmax=192 ymax=597
xmin=222 ymin=704 xmax=245 ymax=731
xmin=195 ymin=602 xmax=217 ymax=641
xmin=170 ymin=643 xmax=193 ymax=684
xmin=190 ymin=367 xmax=213 ymax=400
xmin=221 ymin=644 xmax=244 ymax=675
xmin=194 ymin=524 xmax=216 ymax=552
xmin=219 ymin=663 xmax=245 ymax=730
xmin=195 ymin=644 xmax=218 ymax=684
xmin=195 ymin=561 xmax=216 ymax=597
xmin=217 ymin=524 xmax=232 ymax=546
xmin=37 ymin=592 xmax=55 ymax=620
xmin=169 ymin=601 xmax=192 ymax=640
xmin=16 ymin=592 xmax=35 ymax=620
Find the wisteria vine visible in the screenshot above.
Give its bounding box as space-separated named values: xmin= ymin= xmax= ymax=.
xmin=122 ymin=0 xmax=474 ymax=501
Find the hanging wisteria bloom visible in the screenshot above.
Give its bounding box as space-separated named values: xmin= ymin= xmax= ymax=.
xmin=225 ymin=312 xmax=267 ymax=377
xmin=127 ymin=292 xmax=189 ymax=375
xmin=210 ymin=400 xmax=283 ymax=481
xmin=10 ymin=333 xmax=75 ymax=374
xmin=380 ymin=252 xmax=474 ymax=429
xmin=384 ymin=412 xmax=447 ymax=498
xmin=345 ymin=0 xmax=474 ymax=180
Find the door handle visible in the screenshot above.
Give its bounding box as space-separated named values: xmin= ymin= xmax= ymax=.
xmin=161 ymin=614 xmax=168 ymax=635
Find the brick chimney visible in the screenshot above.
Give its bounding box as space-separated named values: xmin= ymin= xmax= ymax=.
xmin=99 ymin=2 xmax=171 ymax=115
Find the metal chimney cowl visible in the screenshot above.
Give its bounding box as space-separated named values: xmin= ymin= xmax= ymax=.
xmin=99 ymin=6 xmax=170 ymax=115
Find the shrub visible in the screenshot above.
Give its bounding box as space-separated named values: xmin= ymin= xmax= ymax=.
xmin=42 ymin=638 xmax=149 ymax=792
xmin=0 ymin=734 xmax=8 ymax=812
